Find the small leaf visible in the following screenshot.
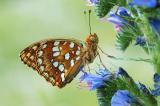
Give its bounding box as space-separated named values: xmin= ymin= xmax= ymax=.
xmin=115 ymin=23 xmax=142 ymax=51
xmin=96 ymin=80 xmax=117 ymax=106
xmin=95 ymin=0 xmax=117 ymax=18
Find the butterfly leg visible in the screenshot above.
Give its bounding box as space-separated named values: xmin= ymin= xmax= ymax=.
xmin=98 ymin=46 xmax=118 ymax=59
xmin=97 ymin=52 xmax=107 ymax=71
xmin=83 ymin=65 xmax=90 ymax=73
xmin=86 ymin=64 xmax=91 ymax=73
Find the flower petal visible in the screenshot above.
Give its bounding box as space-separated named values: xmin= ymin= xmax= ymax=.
xmin=111 ymin=90 xmax=143 ymax=106
xmin=79 ymin=68 xmax=113 ymax=90
xmin=131 ymin=0 xmax=157 ymax=8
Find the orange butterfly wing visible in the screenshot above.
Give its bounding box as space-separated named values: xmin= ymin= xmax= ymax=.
xmin=20 ymin=39 xmax=86 ymax=88
xmin=20 ymin=42 xmax=41 ymax=70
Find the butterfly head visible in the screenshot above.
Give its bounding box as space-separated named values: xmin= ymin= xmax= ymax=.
xmin=85 ymin=33 xmax=99 ymax=46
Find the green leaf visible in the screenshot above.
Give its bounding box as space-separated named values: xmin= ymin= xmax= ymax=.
xmin=116 ymin=0 xmax=127 ymax=6
xmin=96 ymin=80 xmax=117 ymax=106
xmin=96 ymin=88 xmax=109 ymax=106
xmin=115 ymin=69 xmax=157 ymax=106
xmin=116 ymin=26 xmax=134 ymax=51
xmin=94 ymin=0 xmax=127 ymax=18
xmin=95 ymin=0 xmax=117 ymax=18
xmin=115 ymin=22 xmax=143 ymax=51
xmin=116 ymin=32 xmax=133 ymax=51
xmin=152 ymin=41 xmax=160 ymax=74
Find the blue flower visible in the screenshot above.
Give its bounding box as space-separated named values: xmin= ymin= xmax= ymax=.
xmin=107 ymin=12 xmax=124 ymax=26
xmin=111 ymin=90 xmax=143 ymax=106
xmin=107 ymin=7 xmax=134 ymax=32
xmin=115 ymin=67 xmax=130 ymax=78
xmin=137 ymin=82 xmax=150 ymax=94
xmin=90 ymin=0 xmax=98 ymax=3
xmin=151 ymin=73 xmax=160 ymax=96
xmin=131 ymin=0 xmax=157 ymax=8
xmin=154 ymin=73 xmax=160 ymax=83
xmin=107 ymin=7 xmax=131 ymax=26
xmin=135 ymin=36 xmax=146 ymax=46
xmin=117 ymin=7 xmax=131 ymax=17
xmin=149 ymin=18 xmax=160 ymax=36
xmin=79 ymin=68 xmax=113 ymax=90
xmin=86 ymin=0 xmax=99 ymax=6
xmin=151 ymin=87 xmax=160 ymax=96
xmin=153 ymin=73 xmax=160 ymax=90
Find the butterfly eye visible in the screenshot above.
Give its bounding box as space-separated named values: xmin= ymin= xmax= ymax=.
xmin=90 ymin=36 xmax=98 ymax=43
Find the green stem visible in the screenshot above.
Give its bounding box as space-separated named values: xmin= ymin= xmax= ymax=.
xmin=96 ymin=88 xmax=109 ymax=106
xmin=140 ymin=14 xmax=155 ymax=42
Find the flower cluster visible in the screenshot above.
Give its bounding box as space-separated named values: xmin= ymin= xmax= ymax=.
xmin=79 ymin=68 xmax=113 ymax=90
xmin=79 ymin=67 xmax=157 ymax=105
xmin=107 ymin=7 xmax=132 ymax=31
xmin=82 ymin=0 xmax=160 ymax=106
xmin=86 ymin=0 xmax=160 ymax=50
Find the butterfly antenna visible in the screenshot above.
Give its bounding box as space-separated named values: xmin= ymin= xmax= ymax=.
xmin=88 ymin=9 xmax=92 ymax=35
xmin=84 ymin=9 xmax=92 ymax=35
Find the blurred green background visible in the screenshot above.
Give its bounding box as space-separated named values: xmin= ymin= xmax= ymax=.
xmin=0 ymin=0 xmax=157 ymax=106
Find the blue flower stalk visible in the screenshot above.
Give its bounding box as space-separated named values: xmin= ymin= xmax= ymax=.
xmin=79 ymin=68 xmax=157 ymax=106
xmin=89 ymin=0 xmax=160 ymax=73
xmin=107 ymin=7 xmax=143 ymax=51
xmin=115 ymin=67 xmax=157 ymax=106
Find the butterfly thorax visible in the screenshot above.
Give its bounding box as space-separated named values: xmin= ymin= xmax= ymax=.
xmin=82 ymin=33 xmax=99 ymax=64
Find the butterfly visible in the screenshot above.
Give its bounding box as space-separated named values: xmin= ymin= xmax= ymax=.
xmin=20 ymin=33 xmax=99 ymax=88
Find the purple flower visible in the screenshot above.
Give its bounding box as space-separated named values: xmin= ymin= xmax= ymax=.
xmin=111 ymin=90 xmax=142 ymax=106
xmin=135 ymin=36 xmax=146 ymax=46
xmin=79 ymin=68 xmax=113 ymax=90
xmin=150 ymin=18 xmax=160 ymax=36
xmin=131 ymin=0 xmax=157 ymax=8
